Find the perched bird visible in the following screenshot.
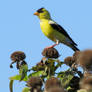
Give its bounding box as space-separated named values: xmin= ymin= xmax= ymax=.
xmin=34 ymin=8 xmax=79 ymax=51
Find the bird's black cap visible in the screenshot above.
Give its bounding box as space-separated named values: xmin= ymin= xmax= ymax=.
xmin=37 ymin=7 xmax=44 ymax=13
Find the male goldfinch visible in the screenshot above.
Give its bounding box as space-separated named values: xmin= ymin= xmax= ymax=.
xmin=34 ymin=8 xmax=79 ymax=51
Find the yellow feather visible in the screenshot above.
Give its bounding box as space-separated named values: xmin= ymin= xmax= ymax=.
xmin=40 ymin=19 xmax=66 ymax=43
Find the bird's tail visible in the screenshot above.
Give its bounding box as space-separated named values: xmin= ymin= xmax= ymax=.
xmin=71 ymin=45 xmax=80 ymax=51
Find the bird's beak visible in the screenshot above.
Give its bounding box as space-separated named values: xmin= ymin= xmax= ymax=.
xmin=34 ymin=12 xmax=39 ymax=16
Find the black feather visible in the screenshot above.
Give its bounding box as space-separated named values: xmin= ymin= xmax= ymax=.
xmin=50 ymin=23 xmax=77 ymax=46
xmin=37 ymin=8 xmax=44 ymax=13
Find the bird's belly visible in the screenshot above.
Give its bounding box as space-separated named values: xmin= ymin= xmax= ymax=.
xmin=40 ymin=21 xmax=66 ymax=43
xmin=40 ymin=22 xmax=56 ymax=42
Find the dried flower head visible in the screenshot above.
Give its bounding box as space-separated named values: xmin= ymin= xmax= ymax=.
xmin=42 ymin=48 xmax=59 ymax=58
xmin=77 ymin=50 xmax=92 ymax=70
xmin=84 ymin=72 xmax=92 ymax=77
xmin=10 ymin=51 xmax=26 ymax=69
xmin=45 ymin=77 xmax=61 ymax=90
xmin=47 ymin=87 xmax=65 ymax=92
xmin=64 ymin=56 xmax=74 ymax=67
xmin=72 ymin=51 xmax=81 ymax=63
xmin=10 ymin=51 xmax=26 ymax=62
xmin=80 ymin=76 xmax=92 ymax=90
xmin=27 ymin=77 xmax=43 ymax=88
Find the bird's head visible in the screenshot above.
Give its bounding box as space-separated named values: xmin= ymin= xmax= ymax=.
xmin=34 ymin=8 xmax=51 ymax=20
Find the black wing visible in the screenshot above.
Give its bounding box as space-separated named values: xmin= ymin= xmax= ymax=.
xmin=50 ymin=22 xmax=77 ymax=46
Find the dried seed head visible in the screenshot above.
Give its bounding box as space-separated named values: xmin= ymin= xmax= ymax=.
xmin=84 ymin=72 xmax=92 ymax=77
xmin=72 ymin=51 xmax=81 ymax=63
xmin=10 ymin=51 xmax=26 ymax=62
xmin=27 ymin=77 xmax=43 ymax=88
xmin=64 ymin=56 xmax=74 ymax=67
xmin=45 ymin=77 xmax=61 ymax=90
xmin=36 ymin=62 xmax=45 ymax=71
xmin=80 ymin=76 xmax=92 ymax=90
xmin=77 ymin=50 xmax=92 ymax=70
xmin=47 ymin=87 xmax=65 ymax=92
xmin=42 ymin=48 xmax=59 ymax=58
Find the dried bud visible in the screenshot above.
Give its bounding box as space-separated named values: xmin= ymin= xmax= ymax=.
xmin=37 ymin=61 xmax=44 ymax=66
xmin=37 ymin=57 xmax=47 ymax=66
xmin=45 ymin=77 xmax=61 ymax=91
xmin=42 ymin=48 xmax=59 ymax=58
xmin=27 ymin=77 xmax=43 ymax=88
xmin=10 ymin=51 xmax=26 ymax=62
xmin=47 ymin=87 xmax=65 ymax=92
xmin=80 ymin=76 xmax=92 ymax=90
xmin=64 ymin=56 xmax=74 ymax=67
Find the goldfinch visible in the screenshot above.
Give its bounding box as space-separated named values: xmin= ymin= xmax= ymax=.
xmin=34 ymin=8 xmax=79 ymax=51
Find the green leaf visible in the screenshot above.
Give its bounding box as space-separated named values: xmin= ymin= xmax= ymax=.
xmin=22 ymin=87 xmax=30 ymax=92
xmin=55 ymin=61 xmax=63 ymax=70
xmin=19 ymin=64 xmax=28 ymax=81
xmin=9 ymin=80 xmax=14 ymax=92
xmin=19 ymin=64 xmax=28 ymax=74
xmin=58 ymin=70 xmax=74 ymax=87
xmin=28 ymin=71 xmax=46 ymax=78
xmin=62 ymin=74 xmax=73 ymax=87
xmin=31 ymin=66 xmax=38 ymax=71
xmin=9 ymin=75 xmax=28 ymax=81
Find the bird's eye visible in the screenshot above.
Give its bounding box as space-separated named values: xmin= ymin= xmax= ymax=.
xmin=37 ymin=8 xmax=44 ymax=13
xmin=37 ymin=10 xmax=44 ymax=13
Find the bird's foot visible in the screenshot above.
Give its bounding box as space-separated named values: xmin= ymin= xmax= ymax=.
xmin=45 ymin=44 xmax=58 ymax=49
xmin=45 ymin=40 xmax=59 ymax=49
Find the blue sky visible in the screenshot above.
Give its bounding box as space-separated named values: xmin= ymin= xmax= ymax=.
xmin=0 ymin=0 xmax=92 ymax=92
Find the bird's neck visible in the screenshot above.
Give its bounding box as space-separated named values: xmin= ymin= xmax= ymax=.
xmin=40 ymin=18 xmax=52 ymax=22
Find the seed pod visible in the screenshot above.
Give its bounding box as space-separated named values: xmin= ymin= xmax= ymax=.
xmin=47 ymin=87 xmax=65 ymax=92
xmin=10 ymin=51 xmax=26 ymax=62
xmin=45 ymin=77 xmax=61 ymax=91
xmin=10 ymin=51 xmax=26 ymax=69
xmin=77 ymin=50 xmax=92 ymax=70
xmin=64 ymin=56 xmax=74 ymax=67
xmin=42 ymin=48 xmax=59 ymax=58
xmin=80 ymin=76 xmax=92 ymax=91
xmin=27 ymin=77 xmax=43 ymax=88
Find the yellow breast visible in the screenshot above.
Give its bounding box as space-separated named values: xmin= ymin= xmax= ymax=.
xmin=40 ymin=19 xmax=56 ymax=42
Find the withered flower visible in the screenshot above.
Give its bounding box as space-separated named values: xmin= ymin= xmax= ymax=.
xmin=27 ymin=77 xmax=43 ymax=92
xmin=72 ymin=51 xmax=81 ymax=62
xmin=42 ymin=48 xmax=59 ymax=58
xmin=27 ymin=77 xmax=43 ymax=87
xmin=10 ymin=51 xmax=26 ymax=62
xmin=10 ymin=51 xmax=26 ymax=69
xmin=77 ymin=50 xmax=92 ymax=71
xmin=47 ymin=87 xmax=65 ymax=92
xmin=84 ymin=72 xmax=92 ymax=77
xmin=45 ymin=77 xmax=61 ymax=91
xmin=64 ymin=56 xmax=74 ymax=67
xmin=80 ymin=76 xmax=92 ymax=91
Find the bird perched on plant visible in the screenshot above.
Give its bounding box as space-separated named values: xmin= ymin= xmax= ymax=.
xmin=34 ymin=8 xmax=79 ymax=51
